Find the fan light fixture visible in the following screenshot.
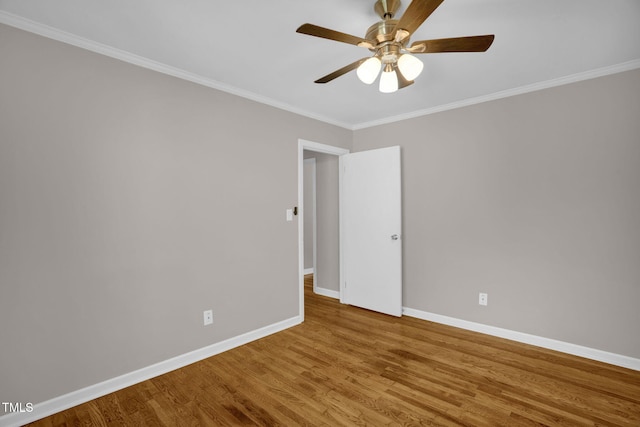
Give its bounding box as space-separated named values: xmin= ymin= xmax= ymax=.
xmin=356 ymin=57 xmax=382 ymax=84
xmin=379 ymin=64 xmax=398 ymax=93
xmin=357 ymin=53 xmax=423 ymax=93
xmin=296 ymin=0 xmax=495 ymax=93
xmin=397 ymin=53 xmax=423 ymax=81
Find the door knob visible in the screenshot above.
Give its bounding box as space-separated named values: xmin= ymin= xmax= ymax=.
xmin=391 ymin=234 xmax=399 ymax=240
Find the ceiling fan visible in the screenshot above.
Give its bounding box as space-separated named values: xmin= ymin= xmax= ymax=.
xmin=296 ymin=0 xmax=495 ymax=93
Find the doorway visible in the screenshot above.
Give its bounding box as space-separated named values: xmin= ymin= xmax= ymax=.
xmin=297 ymin=139 xmax=349 ymax=321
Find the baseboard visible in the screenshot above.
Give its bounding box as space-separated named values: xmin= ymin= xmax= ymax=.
xmin=0 ymin=316 xmax=302 ymax=427
xmin=303 ymin=268 xmax=314 ymax=275
xmin=288 ymin=290 xmax=640 ymax=371
xmin=314 ymin=286 xmax=340 ymax=299
xmin=402 ymin=307 xmax=640 ymax=372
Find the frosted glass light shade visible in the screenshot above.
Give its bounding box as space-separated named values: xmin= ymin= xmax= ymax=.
xmin=379 ymin=68 xmax=398 ymax=93
xmin=397 ymin=54 xmax=424 ymax=81
xmin=356 ymin=57 xmax=382 ymax=84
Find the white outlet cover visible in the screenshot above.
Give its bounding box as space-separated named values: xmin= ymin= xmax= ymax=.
xmin=203 ymin=309 xmax=213 ymax=325
xmin=479 ymin=293 xmax=488 ymax=306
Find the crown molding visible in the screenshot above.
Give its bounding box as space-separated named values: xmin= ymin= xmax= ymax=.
xmin=352 ymin=59 xmax=640 ymax=130
xmin=0 ymin=11 xmax=353 ymax=130
xmin=2 ymin=11 xmax=639 ymax=133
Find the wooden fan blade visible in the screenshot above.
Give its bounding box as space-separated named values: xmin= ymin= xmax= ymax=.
xmin=315 ymin=58 xmax=369 ymax=84
xmin=395 ymin=0 xmax=444 ymax=36
xmin=297 ymin=24 xmax=374 ymax=49
xmin=410 ymin=35 xmax=495 ymax=53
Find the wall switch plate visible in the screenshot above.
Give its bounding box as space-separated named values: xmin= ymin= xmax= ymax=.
xmin=286 ymin=209 xmax=293 ymax=221
xmin=203 ymin=309 xmax=213 ymax=326
xmin=479 ymin=293 xmax=488 ymax=306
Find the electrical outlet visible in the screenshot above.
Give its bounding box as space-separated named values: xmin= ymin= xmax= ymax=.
xmin=479 ymin=293 xmax=488 ymax=306
xmin=203 ymin=309 xmax=213 ymax=326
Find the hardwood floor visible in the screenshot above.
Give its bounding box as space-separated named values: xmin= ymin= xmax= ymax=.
xmin=28 ymin=275 xmax=640 ymax=426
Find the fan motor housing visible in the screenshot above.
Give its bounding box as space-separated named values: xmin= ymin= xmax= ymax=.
xmin=366 ymin=19 xmax=402 ymax=45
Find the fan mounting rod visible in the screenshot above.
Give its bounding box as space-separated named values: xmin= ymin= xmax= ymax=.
xmin=374 ymin=0 xmax=402 ymax=19
xmin=367 ymin=0 xmax=408 ymax=46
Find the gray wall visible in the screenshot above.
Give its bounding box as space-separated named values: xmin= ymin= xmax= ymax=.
xmin=0 ymin=23 xmax=351 ymax=408
xmin=353 ymin=69 xmax=640 ymax=359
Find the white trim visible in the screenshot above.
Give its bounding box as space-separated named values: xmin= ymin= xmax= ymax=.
xmin=0 ymin=11 xmax=352 ymax=131
xmin=303 ymin=268 xmax=314 ymax=275
xmin=0 ymin=316 xmax=301 ymax=427
xmin=299 ymin=140 xmax=350 ymax=156
xmin=3 ymin=11 xmax=638 ymax=132
xmin=298 ymin=139 xmax=349 ymax=322
xmin=352 ymin=59 xmax=640 ymax=130
xmin=402 ymin=307 xmax=640 ymax=372
xmin=314 ymin=287 xmax=341 ymax=300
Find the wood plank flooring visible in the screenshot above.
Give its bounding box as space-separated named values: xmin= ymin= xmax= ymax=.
xmin=28 ymin=275 xmax=640 ymax=426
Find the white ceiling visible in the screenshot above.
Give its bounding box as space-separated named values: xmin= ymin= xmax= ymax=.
xmin=1 ymin=0 xmax=639 ymax=129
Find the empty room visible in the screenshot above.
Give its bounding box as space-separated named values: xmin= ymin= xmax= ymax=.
xmin=1 ymin=0 xmax=639 ymax=425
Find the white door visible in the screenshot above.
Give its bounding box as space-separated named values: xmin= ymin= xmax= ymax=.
xmin=340 ymin=146 xmax=402 ymax=316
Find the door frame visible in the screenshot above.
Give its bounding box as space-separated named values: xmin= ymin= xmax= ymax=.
xmin=297 ymin=139 xmax=349 ymax=321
